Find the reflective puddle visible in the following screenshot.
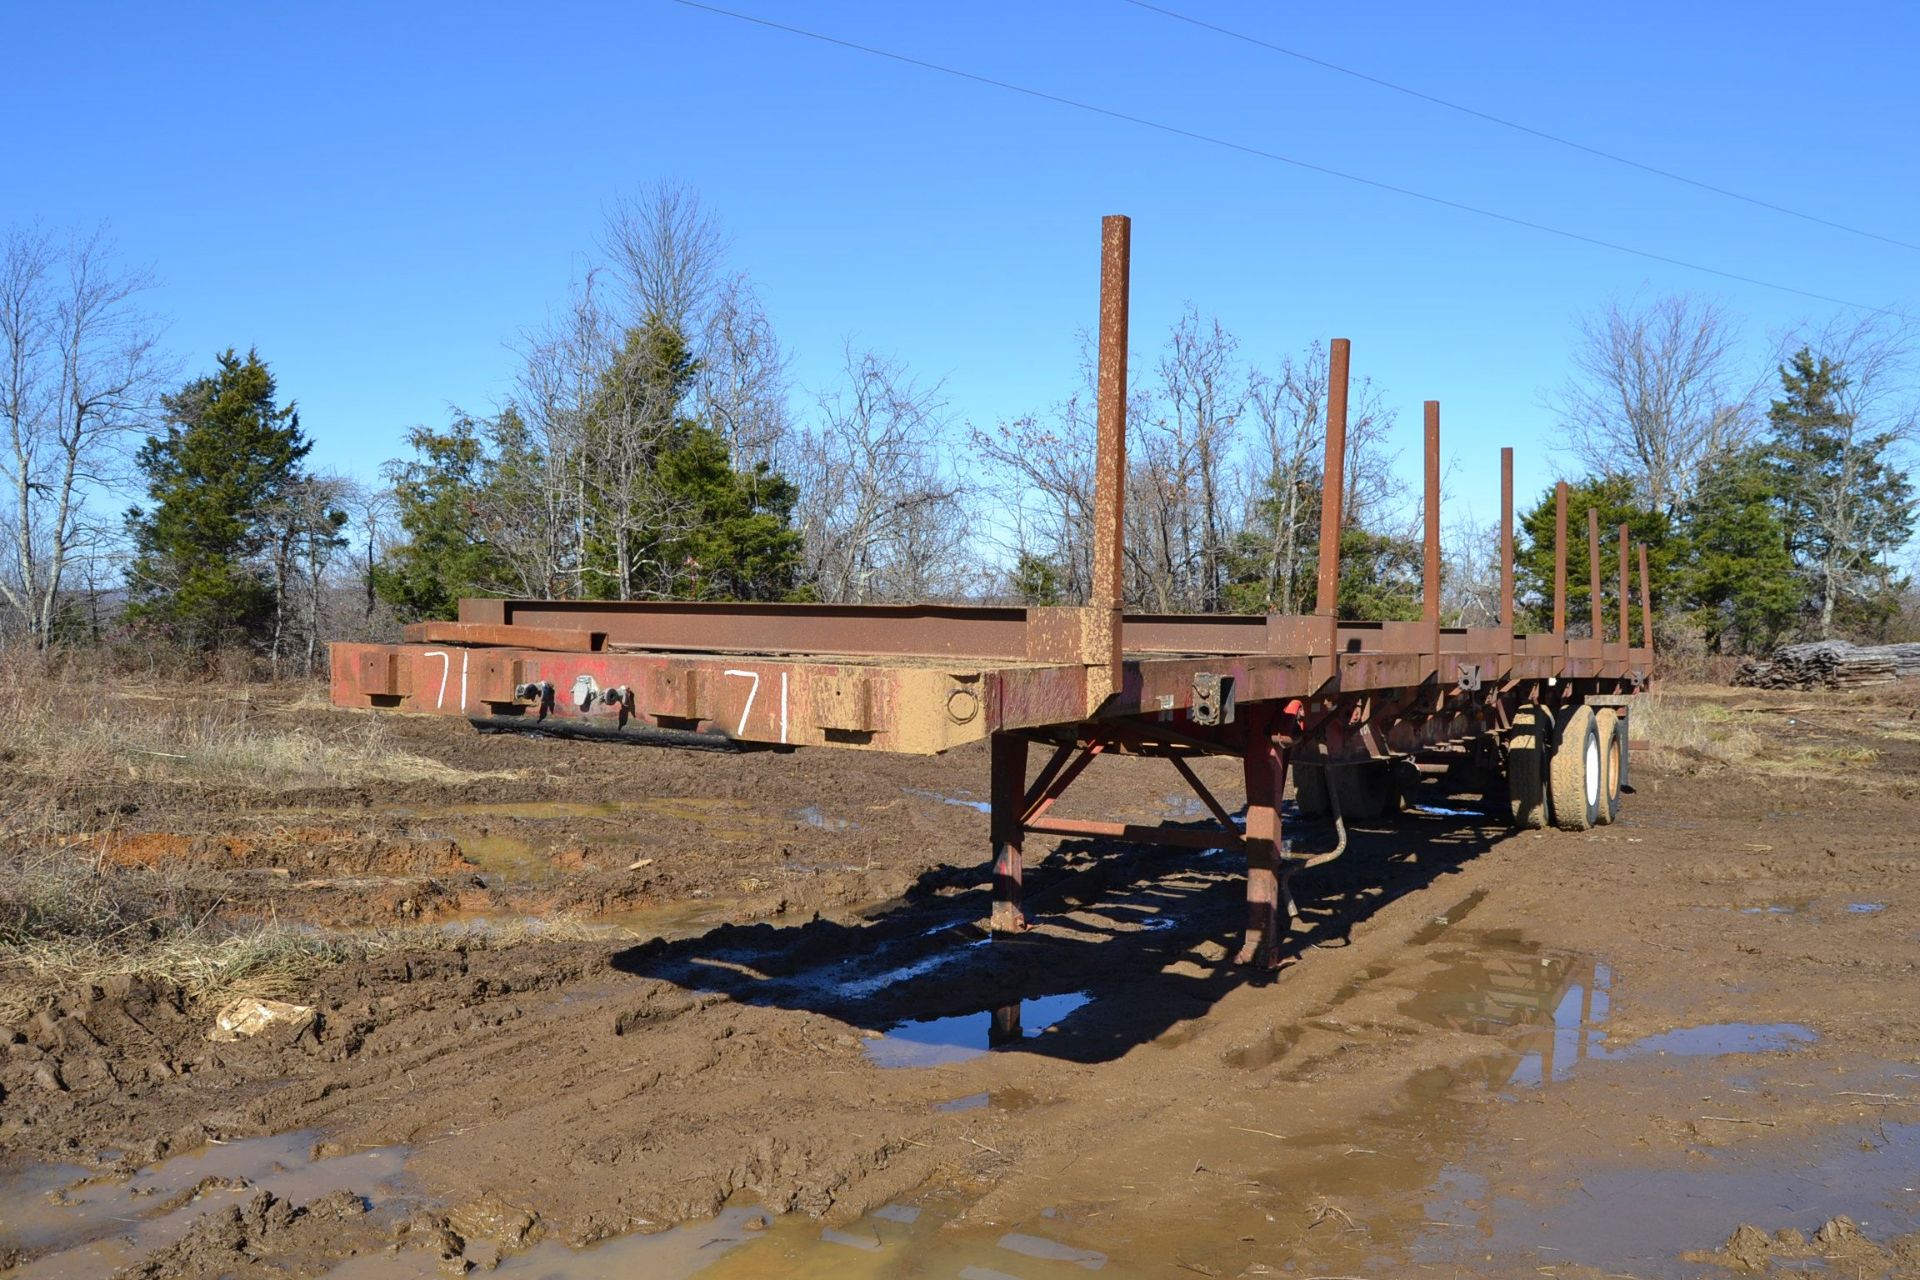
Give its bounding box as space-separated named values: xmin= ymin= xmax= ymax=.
xmin=0 ymin=1131 xmax=409 ymax=1280
xmin=349 ymin=1190 xmax=1134 ymax=1280
xmin=1402 ymin=937 xmax=1817 ymax=1088
xmin=865 ymin=993 xmax=1094 ymax=1068
xmin=903 ymin=787 xmax=992 ymax=814
xmin=1418 ymin=1122 xmax=1920 ymax=1276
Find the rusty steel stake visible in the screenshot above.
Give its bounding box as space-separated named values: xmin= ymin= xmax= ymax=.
xmin=1423 ymin=401 xmax=1441 ymax=652
xmin=1553 ymin=481 xmax=1569 ymax=635
xmin=1587 ymin=506 xmax=1603 ymax=642
xmin=1638 ymin=542 xmax=1655 ymax=651
xmin=1090 ymin=217 xmax=1130 ymax=615
xmin=1315 ymin=339 xmax=1350 ymax=617
xmin=1500 ymin=447 xmax=1515 ymax=634
xmin=1617 ymin=522 xmax=1631 ymax=649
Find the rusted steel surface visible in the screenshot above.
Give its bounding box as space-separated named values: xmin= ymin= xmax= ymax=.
xmin=1422 ymin=400 xmax=1441 ymax=655
xmin=1553 ymin=480 xmax=1570 ymax=635
xmin=1315 ymin=338 xmax=1349 ymax=617
xmin=1638 ymin=542 xmax=1655 ymax=651
xmin=328 ymin=212 xmax=1656 ymax=971
xmin=401 ymin=621 xmax=605 ymax=652
xmin=1500 ymin=447 xmax=1515 ymax=632
xmin=1587 ymin=506 xmax=1604 ymax=642
xmin=1091 ymin=214 xmax=1131 ymax=616
xmin=1617 ymin=523 xmax=1632 ymax=650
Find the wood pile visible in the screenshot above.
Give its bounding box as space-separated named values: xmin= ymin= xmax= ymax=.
xmin=1733 ymin=641 xmax=1920 ymax=690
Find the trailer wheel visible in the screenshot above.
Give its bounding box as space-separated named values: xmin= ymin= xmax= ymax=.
xmin=1506 ymin=705 xmax=1548 ymax=829
xmin=1293 ymin=763 xmax=1330 ymax=816
xmin=1594 ymin=708 xmax=1622 ymax=825
xmin=1549 ymin=705 xmax=1601 ymax=832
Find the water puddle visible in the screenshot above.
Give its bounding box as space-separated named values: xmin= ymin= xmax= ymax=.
xmin=1418 ymin=1122 xmax=1920 ymax=1277
xmin=1405 ymin=803 xmax=1486 ymax=819
xmin=865 ymin=993 xmax=1094 ymax=1068
xmin=1849 ymin=901 xmax=1888 ymax=913
xmin=934 ymin=1087 xmax=1048 ymax=1114
xmin=378 ymin=1187 xmax=1131 ymax=1280
xmin=1402 ymin=938 xmax=1818 ymax=1089
xmin=0 ymin=1131 xmax=409 ymax=1280
xmin=454 ymin=832 xmax=556 ymax=880
xmin=1406 ymin=888 xmax=1490 ymax=944
xmin=832 ymin=937 xmax=991 ymax=1001
xmin=903 ymin=787 xmax=992 ymax=814
xmin=795 ymin=805 xmax=856 ymax=831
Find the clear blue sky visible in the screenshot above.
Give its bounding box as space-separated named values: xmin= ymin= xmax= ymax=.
xmin=7 ymin=1 xmax=1916 ymax=539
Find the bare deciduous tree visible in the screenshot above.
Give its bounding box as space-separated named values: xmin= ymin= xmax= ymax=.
xmin=1554 ymin=294 xmax=1756 ymax=514
xmin=794 ymin=347 xmax=969 ymax=602
xmin=1147 ymin=307 xmax=1244 ymax=611
xmin=1236 ymin=340 xmax=1396 ymax=613
xmin=0 ymin=227 xmax=166 ymax=648
xmin=699 ymin=272 xmax=790 ymax=469
xmin=604 ymin=182 xmax=724 ymax=335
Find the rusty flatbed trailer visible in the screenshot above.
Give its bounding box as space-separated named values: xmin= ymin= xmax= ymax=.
xmin=331 ymin=216 xmax=1652 ymax=968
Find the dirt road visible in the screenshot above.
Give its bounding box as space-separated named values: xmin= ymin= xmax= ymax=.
xmin=4 ymin=684 xmax=1920 ymax=1278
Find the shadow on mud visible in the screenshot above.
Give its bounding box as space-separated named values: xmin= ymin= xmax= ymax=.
xmin=609 ymin=783 xmax=1509 ymax=1066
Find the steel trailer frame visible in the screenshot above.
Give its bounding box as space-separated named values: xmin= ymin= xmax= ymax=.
xmin=330 ymin=215 xmax=1653 ymax=968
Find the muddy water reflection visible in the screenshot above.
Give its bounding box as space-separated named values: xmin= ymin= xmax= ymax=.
xmin=865 ymin=993 xmax=1094 ymax=1068
xmin=1418 ymin=1122 xmax=1920 ymax=1276
xmin=0 ymin=1131 xmax=409 ymax=1280
xmin=456 ymin=1191 xmax=1137 ymax=1280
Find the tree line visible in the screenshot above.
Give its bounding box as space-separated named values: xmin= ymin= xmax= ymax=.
xmin=2 ymin=190 xmax=1915 ymax=674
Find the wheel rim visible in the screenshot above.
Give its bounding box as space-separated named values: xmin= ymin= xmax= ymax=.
xmin=1583 ymin=732 xmax=1600 ymax=808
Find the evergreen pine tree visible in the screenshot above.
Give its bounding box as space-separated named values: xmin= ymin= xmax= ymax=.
xmin=372 ymin=414 xmax=516 ymax=621
xmin=126 ymin=349 xmax=311 ymax=651
xmin=1677 ymin=446 xmax=1800 ymax=652
xmin=1768 ymin=348 xmax=1916 ymax=638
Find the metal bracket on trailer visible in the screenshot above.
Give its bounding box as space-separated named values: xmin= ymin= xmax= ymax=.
xmin=1190 ymin=672 xmax=1236 ymax=726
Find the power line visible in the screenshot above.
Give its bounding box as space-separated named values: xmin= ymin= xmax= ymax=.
xmin=668 ymin=0 xmax=1903 ymax=318
xmin=1121 ymin=0 xmax=1920 ymax=256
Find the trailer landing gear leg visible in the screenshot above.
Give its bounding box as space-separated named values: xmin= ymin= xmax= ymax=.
xmin=990 ymin=732 xmax=1029 ymax=934
xmin=1236 ymin=730 xmax=1288 ymax=968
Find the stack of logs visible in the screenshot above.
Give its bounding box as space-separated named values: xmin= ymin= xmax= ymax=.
xmin=1733 ymin=641 xmax=1920 ymax=690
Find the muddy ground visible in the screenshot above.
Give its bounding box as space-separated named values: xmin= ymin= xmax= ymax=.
xmin=4 ymin=683 xmax=1920 ymax=1278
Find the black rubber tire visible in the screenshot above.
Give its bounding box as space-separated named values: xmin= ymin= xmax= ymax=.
xmin=1549 ymin=705 xmax=1601 ymax=832
xmin=1293 ymin=763 xmax=1331 ymax=816
xmin=1594 ymin=708 xmax=1622 ymax=825
xmin=1506 ymin=704 xmax=1548 ymax=830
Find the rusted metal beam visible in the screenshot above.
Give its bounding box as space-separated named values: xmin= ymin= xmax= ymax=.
xmin=1315 ymin=338 xmax=1350 ymax=618
xmin=1167 ymin=754 xmax=1241 ymax=832
xmin=1637 ymin=541 xmax=1655 ymax=651
xmin=1617 ymin=522 xmax=1631 ymax=649
xmin=1236 ymin=716 xmax=1286 ymax=968
xmin=1500 ymin=447 xmax=1514 ymax=634
xmin=1023 ymin=816 xmax=1242 ymax=851
xmin=1423 ymin=400 xmax=1441 ymax=653
xmin=990 ymin=733 xmax=1028 ymax=933
xmin=1553 ymin=481 xmax=1569 ymax=635
xmin=1587 ymin=506 xmax=1604 ymax=642
xmin=1087 ymin=214 xmax=1132 ymax=707
xmin=403 ymin=621 xmax=604 ymax=652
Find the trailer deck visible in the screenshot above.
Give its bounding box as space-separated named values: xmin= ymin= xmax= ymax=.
xmin=331 ymin=215 xmax=1653 ymax=969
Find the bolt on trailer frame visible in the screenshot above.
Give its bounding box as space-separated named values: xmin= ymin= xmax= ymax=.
xmin=330 ymin=215 xmax=1653 ymax=968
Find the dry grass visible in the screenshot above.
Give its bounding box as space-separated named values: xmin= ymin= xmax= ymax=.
xmin=1631 ymin=687 xmax=1886 ymax=779
xmin=1629 ymin=691 xmax=1763 ymax=771
xmin=0 ymin=844 xmax=338 ymax=1019
xmin=0 ymin=843 xmax=605 ymax=1020
xmin=0 ymin=650 xmax=514 ymax=793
